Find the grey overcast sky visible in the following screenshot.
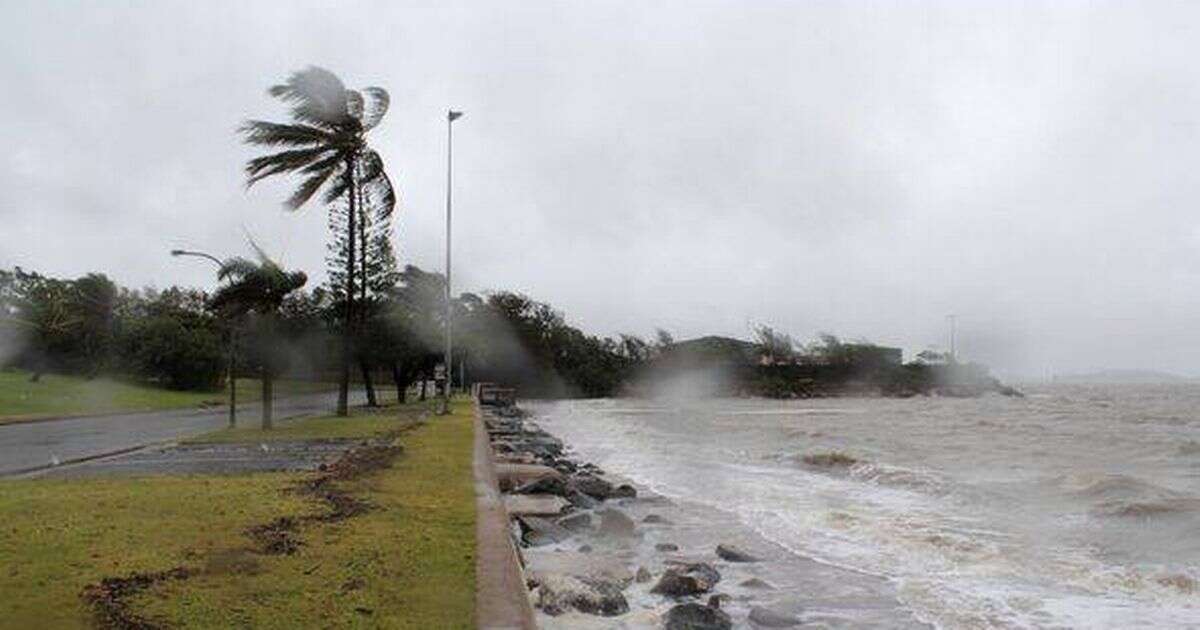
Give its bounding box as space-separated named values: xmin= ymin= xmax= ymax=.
xmin=3 ymin=1 xmax=1200 ymax=378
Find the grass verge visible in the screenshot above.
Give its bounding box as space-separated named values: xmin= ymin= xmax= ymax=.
xmin=0 ymin=369 xmax=336 ymax=425
xmin=0 ymin=399 xmax=475 ymax=629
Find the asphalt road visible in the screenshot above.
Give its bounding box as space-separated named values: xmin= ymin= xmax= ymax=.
xmin=0 ymin=392 xmax=360 ymax=476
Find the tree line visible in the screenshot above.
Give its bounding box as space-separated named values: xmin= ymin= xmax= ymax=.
xmin=0 ymin=264 xmax=651 ymax=398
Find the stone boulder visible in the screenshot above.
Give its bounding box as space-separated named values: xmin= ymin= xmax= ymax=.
xmin=715 ymin=544 xmax=761 ymax=563
xmin=571 ymin=474 xmax=616 ymax=500
xmin=612 ymin=483 xmax=638 ymax=499
xmin=655 ymin=543 xmax=679 ymax=552
xmin=513 ymin=475 xmax=569 ymax=496
xmin=556 ymin=511 xmax=593 ymax=533
xmin=748 ymin=606 xmax=801 ymax=627
xmin=535 ymin=574 xmax=629 ymax=617
xmin=566 ymin=490 xmax=601 ymax=510
xmin=664 ymin=602 xmax=732 ymax=630
xmin=650 ymin=563 xmax=720 ymax=597
xmin=518 ymin=516 xmax=573 ymax=547
xmin=597 ymin=508 xmax=638 ymax=539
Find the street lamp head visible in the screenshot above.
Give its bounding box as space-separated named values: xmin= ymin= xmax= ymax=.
xmin=448 ymin=110 xmax=463 ymax=122
xmin=170 ymin=249 xmax=186 ymax=257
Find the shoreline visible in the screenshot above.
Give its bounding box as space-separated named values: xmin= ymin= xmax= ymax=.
xmin=477 ymin=392 xmax=926 ymax=628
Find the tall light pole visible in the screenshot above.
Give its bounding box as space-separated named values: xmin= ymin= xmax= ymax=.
xmin=171 ymin=249 xmax=237 ymax=427
xmin=946 ymin=314 xmax=957 ymax=363
xmin=441 ymin=109 xmax=464 ymax=415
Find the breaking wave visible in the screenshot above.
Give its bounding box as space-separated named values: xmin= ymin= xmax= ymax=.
xmin=1054 ymin=472 xmax=1200 ymax=519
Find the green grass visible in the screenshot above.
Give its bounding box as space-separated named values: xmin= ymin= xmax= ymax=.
xmin=0 ymin=369 xmax=335 ymax=424
xmin=0 ymin=399 xmax=476 ymax=628
xmin=188 ymin=401 xmax=435 ymax=444
xmin=0 ymin=473 xmax=311 ymax=628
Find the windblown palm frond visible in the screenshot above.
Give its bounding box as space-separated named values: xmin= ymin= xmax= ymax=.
xmin=216 ymin=257 xmax=259 ymax=282
xmin=267 ymin=66 xmax=356 ymax=130
xmin=242 ymin=67 xmax=393 ymax=214
xmin=359 ymin=87 xmax=390 ymax=130
xmin=238 ymin=120 xmax=333 ymax=148
xmin=212 ymin=255 xmax=307 ymax=316
xmin=245 ymin=147 xmax=335 ymax=185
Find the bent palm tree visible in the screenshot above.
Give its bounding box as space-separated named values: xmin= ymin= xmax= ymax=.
xmin=210 ymin=252 xmax=307 ymax=429
xmin=240 ymin=66 xmax=395 ymax=416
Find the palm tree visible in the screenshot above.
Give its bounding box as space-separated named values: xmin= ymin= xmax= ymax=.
xmin=240 ymin=66 xmax=395 ymax=417
xmin=210 ymin=252 xmax=307 ymax=429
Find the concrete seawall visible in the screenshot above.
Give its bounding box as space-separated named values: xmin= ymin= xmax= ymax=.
xmin=473 ymin=401 xmax=538 ymax=629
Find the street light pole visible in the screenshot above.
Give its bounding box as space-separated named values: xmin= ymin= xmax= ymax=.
xmin=171 ymin=249 xmax=236 ymax=427
xmin=946 ymin=314 xmax=957 ymax=363
xmin=441 ymin=110 xmax=463 ymax=415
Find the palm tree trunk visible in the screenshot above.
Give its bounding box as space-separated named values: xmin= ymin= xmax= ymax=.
xmin=392 ymin=362 xmax=406 ymax=403
xmin=337 ymin=158 xmax=357 ymax=417
xmin=262 ymin=368 xmax=273 ymax=430
xmin=359 ymin=357 xmax=378 ymax=406
xmin=355 ymin=165 xmax=378 ymax=407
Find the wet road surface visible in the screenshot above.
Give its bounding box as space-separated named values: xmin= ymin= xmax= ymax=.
xmin=0 ymin=392 xmax=359 ymax=476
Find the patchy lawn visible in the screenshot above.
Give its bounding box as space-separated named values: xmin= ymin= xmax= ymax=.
xmin=0 ymin=369 xmax=336 ymax=425
xmin=187 ymin=401 xmax=429 ymax=444
xmin=0 ymin=399 xmax=476 ymax=629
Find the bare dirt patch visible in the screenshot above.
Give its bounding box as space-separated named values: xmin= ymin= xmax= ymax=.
xmin=80 ymin=567 xmax=191 ymax=630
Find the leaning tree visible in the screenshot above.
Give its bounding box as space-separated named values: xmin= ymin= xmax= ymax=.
xmin=240 ymin=66 xmax=395 ymax=416
xmin=210 ymin=252 xmax=307 ymax=429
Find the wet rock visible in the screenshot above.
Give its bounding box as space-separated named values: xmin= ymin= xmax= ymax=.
xmin=566 ymin=490 xmax=602 ymax=510
xmin=597 ymin=508 xmax=638 ymax=538
xmin=504 ymin=494 xmax=571 ymax=517
xmin=650 ymin=563 xmax=720 ymax=597
xmin=748 ymin=606 xmax=801 ymax=627
xmin=513 ymin=475 xmax=569 ymax=496
xmin=715 ymin=544 xmax=761 ymax=563
xmin=571 ymin=474 xmax=616 ymax=500
xmin=578 ymin=545 xmax=593 ymax=553
xmin=636 ymin=567 xmax=653 ymax=583
xmin=738 ymin=577 xmax=775 ymax=590
xmin=612 ymin=483 xmax=638 ymax=499
xmin=556 ymin=512 xmax=594 ymax=533
xmin=655 ymin=542 xmax=680 ymax=552
xmin=535 ymin=574 xmax=629 ymax=617
xmin=706 ymin=594 xmax=731 ymax=609
xmin=518 ymin=516 xmax=573 ymax=547
xmin=643 ymin=514 xmax=670 ymax=524
xmin=552 ymin=459 xmax=578 ymax=474
xmin=664 ymin=602 xmax=732 ymax=630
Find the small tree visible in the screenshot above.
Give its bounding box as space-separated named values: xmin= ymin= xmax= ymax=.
xmin=210 ymin=252 xmax=307 ymax=429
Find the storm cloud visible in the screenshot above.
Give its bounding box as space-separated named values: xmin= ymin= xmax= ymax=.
xmin=4 ymin=1 xmax=1200 ymax=379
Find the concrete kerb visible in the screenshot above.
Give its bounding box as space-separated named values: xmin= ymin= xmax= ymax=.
xmin=473 ymin=399 xmax=538 ymax=629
